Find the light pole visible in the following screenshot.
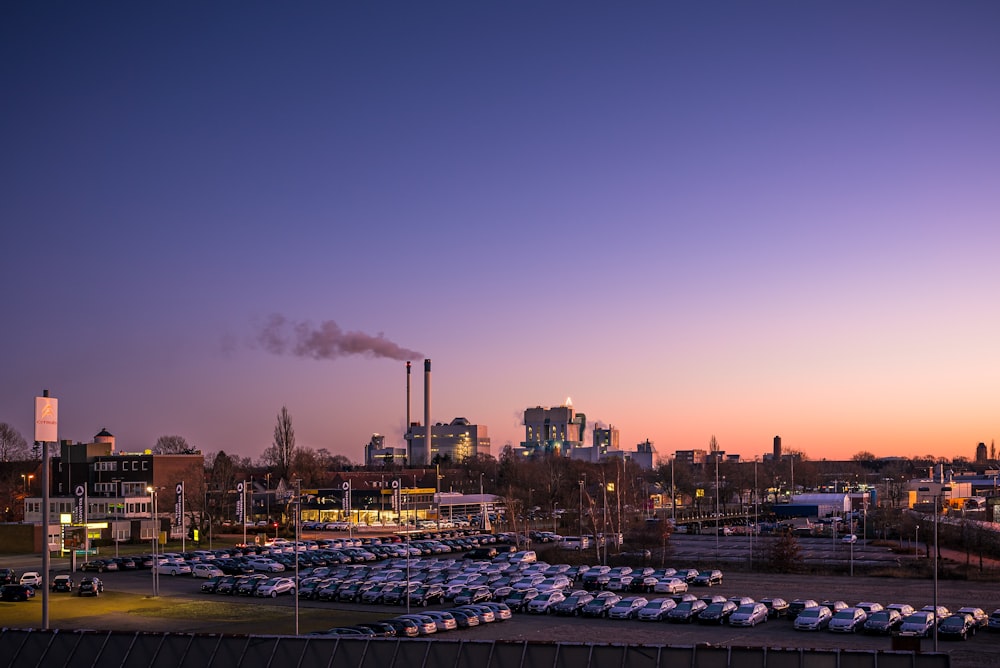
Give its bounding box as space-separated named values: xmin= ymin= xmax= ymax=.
xmin=915 ymin=525 xmax=920 ymax=558
xmin=147 ymin=486 xmax=159 ymax=597
xmin=578 ymin=478 xmax=585 ymax=539
xmin=932 ymin=486 xmax=952 ymax=651
xmin=21 ymin=473 xmax=34 ymax=494
xmin=265 ymin=473 xmax=271 ymax=522
xmin=294 ymin=479 xmax=301 ymax=635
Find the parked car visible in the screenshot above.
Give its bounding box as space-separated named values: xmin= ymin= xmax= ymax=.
xmin=1 ymin=584 xmax=35 ymax=601
xmin=761 ymin=597 xmax=790 ymax=619
xmin=899 ymin=611 xmax=937 ymax=637
xmin=607 ymin=596 xmax=648 ymax=620
xmin=787 ymin=599 xmax=819 ymax=618
xmin=698 ymin=601 xmax=737 ymax=625
xmin=78 ymin=577 xmax=104 ymax=596
xmin=794 ymin=606 xmax=833 ymax=631
xmin=552 ymin=592 xmax=595 ymax=616
xmin=192 ymin=564 xmax=224 ymax=579
xmin=729 ymin=602 xmax=769 ymax=627
xmin=526 ymin=590 xmax=566 ymax=614
xmin=581 ymin=592 xmax=621 ymax=618
xmin=692 ymin=570 xmax=723 ymax=587
xmin=637 ymin=598 xmax=677 ymax=621
xmin=938 ymin=613 xmax=976 ymax=641
xmin=19 ymin=572 xmax=43 ymax=587
xmin=863 ymin=609 xmax=903 ymax=635
xmin=667 ymin=599 xmax=707 ymax=623
xmin=0 ymin=568 xmax=17 ymax=585
xmin=988 ymin=609 xmax=1000 ymax=631
xmin=828 ymin=607 xmax=867 ymax=633
xmin=155 ymin=560 xmax=192 ymax=576
xmin=653 ymin=578 xmax=689 ymax=595
xmin=255 ymin=577 xmax=296 ymax=597
xmin=50 ymin=575 xmax=75 ymax=592
xmin=81 ymin=559 xmax=118 ymax=573
xmin=957 ymin=607 xmax=989 ymax=630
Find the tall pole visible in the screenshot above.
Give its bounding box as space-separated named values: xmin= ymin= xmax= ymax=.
xmin=715 ymin=456 xmax=720 ymax=558
xmin=242 ymin=480 xmax=248 ymax=547
xmin=294 ymin=479 xmax=301 ymax=635
xmin=671 ymin=459 xmax=676 ymax=521
xmin=40 ymin=439 xmax=50 ymax=629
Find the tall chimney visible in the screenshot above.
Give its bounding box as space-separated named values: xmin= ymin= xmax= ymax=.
xmin=423 ymin=358 xmax=432 ymax=467
xmin=405 ymin=361 xmax=412 ymax=462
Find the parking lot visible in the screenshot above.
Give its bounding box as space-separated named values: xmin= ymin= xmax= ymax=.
xmin=1 ymin=534 xmax=999 ymax=668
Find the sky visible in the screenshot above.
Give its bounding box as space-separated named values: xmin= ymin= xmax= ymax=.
xmin=2 ymin=1 xmax=999 ymax=464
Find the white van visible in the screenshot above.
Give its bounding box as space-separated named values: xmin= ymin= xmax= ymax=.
xmin=509 ymin=550 xmax=537 ymax=565
xmin=557 ymin=536 xmax=590 ymax=551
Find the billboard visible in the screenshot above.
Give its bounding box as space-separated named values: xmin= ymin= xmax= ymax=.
xmin=34 ymin=395 xmax=58 ymax=442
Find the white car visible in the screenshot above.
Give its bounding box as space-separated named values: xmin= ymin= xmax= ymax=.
xmin=247 ymin=558 xmax=285 ymax=572
xmin=654 ymin=578 xmax=689 ymax=594
xmin=20 ymin=571 xmax=43 ymax=587
xmin=191 ymin=564 xmax=224 ymax=579
xmin=841 ymin=534 xmax=858 ymax=544
xmin=254 ymin=577 xmax=296 ymax=598
xmin=155 ymin=560 xmax=192 ymax=576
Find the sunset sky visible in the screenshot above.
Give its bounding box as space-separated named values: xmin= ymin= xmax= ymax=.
xmin=3 ymin=2 xmax=998 ymax=464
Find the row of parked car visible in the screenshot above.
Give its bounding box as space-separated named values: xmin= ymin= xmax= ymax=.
xmin=0 ymin=570 xmax=104 ymax=601
xmin=783 ymin=599 xmax=995 ymax=641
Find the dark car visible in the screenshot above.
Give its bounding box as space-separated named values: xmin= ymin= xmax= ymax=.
xmin=81 ymin=559 xmax=117 ymax=573
xmin=0 ymin=568 xmax=17 ymax=585
xmin=693 ymin=570 xmax=723 ymax=587
xmin=78 ymin=577 xmax=104 ymax=596
xmin=699 ymin=601 xmax=738 ymax=625
xmin=51 ymin=575 xmax=75 ymax=592
xmin=863 ymin=609 xmax=903 ymax=635
xmin=581 ymin=592 xmax=621 ymax=618
xmin=1 ymin=584 xmax=35 ymax=602
xmin=667 ymin=599 xmax=708 ymax=623
xmin=762 ymin=597 xmax=790 ymax=619
xmin=938 ymin=613 xmax=976 ymax=641
xmin=552 ymin=592 xmax=595 ymax=616
xmin=409 ymin=585 xmax=446 ymax=607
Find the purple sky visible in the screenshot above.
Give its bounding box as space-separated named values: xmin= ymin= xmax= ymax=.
xmin=3 ymin=2 xmax=999 ymax=463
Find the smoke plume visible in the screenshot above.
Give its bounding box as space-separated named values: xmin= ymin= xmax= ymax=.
xmin=257 ymin=314 xmax=422 ymax=361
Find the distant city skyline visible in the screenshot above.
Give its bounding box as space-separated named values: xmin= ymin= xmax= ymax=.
xmin=3 ymin=3 xmax=998 ymax=463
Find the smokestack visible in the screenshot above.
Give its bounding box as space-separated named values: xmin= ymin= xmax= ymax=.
xmin=424 ymin=358 xmax=432 ymax=467
xmin=405 ymin=361 xmax=412 ymax=461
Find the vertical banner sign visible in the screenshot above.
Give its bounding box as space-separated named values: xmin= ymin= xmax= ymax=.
xmin=236 ymin=482 xmax=245 ymax=524
xmin=174 ymin=482 xmax=184 ymax=530
xmin=73 ymin=484 xmax=86 ymax=525
xmin=34 ymin=396 xmax=58 ymax=442
xmin=342 ymin=481 xmax=352 ymax=515
xmin=392 ymin=479 xmax=401 ymax=512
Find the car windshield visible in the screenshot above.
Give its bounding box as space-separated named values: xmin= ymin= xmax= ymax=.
xmin=834 ymin=610 xmax=856 ymax=619
xmin=737 ymin=605 xmax=756 ymax=614
xmin=941 ymin=617 xmax=965 ymax=628
xmin=869 ymin=612 xmax=891 ymax=622
xmin=800 ymin=609 xmax=823 ymax=618
xmin=705 ymin=604 xmax=724 ymax=613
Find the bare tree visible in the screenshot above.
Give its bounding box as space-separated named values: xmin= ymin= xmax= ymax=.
xmin=153 ymin=434 xmax=193 ymax=454
xmin=0 ymin=423 xmax=29 ymax=462
xmin=265 ymin=406 xmax=295 ymax=481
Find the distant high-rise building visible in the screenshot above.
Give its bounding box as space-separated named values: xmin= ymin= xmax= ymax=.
xmin=773 ymin=435 xmax=782 ymax=461
xmin=976 ymin=441 xmax=988 ymax=464
xmin=404 ymin=418 xmax=491 ymax=463
xmin=521 ymin=405 xmax=586 ymax=455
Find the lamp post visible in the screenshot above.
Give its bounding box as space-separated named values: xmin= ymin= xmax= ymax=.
xmin=147 ymin=486 xmax=159 ymax=597
xmin=932 ymin=486 xmax=952 ymax=651
xmin=578 ymin=478 xmax=585 ymax=539
xmin=21 ymin=473 xmax=34 ymax=494
xmin=915 ymin=525 xmax=920 ymax=558
xmin=265 ymin=473 xmax=271 ymax=522
xmin=294 ymin=479 xmax=301 ymax=635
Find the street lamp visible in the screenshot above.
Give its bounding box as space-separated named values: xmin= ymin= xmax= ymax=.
xmin=21 ymin=473 xmax=34 ymax=494
xmin=147 ymin=486 xmax=159 ymax=597
xmin=932 ymin=486 xmax=952 ymax=651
